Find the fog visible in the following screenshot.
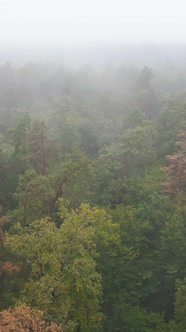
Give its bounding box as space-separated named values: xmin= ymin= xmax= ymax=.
xmin=2 ymin=3 xmax=186 ymax=331
xmin=0 ymin=0 xmax=185 ymax=67
xmin=1 ymin=0 xmax=186 ymax=44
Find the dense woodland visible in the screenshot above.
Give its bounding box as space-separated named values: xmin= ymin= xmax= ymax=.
xmin=1 ymin=54 xmax=186 ymax=331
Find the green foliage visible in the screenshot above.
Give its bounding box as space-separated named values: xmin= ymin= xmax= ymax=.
xmin=5 ymin=203 xmax=118 ymax=331
xmin=2 ymin=61 xmax=186 ymax=331
xmin=50 ymin=98 xmax=82 ymax=154
xmin=159 ymin=206 xmax=186 ymax=288
xmin=123 ymin=108 xmax=146 ymax=129
xmin=124 ymin=167 xmax=165 ymax=205
xmin=121 ymin=121 xmax=157 ymax=173
xmin=49 ymin=149 xmax=94 ymax=209
xmin=157 ymin=94 xmax=186 ymax=156
xmin=100 ymin=194 xmax=172 ymax=331
xmin=173 ymin=278 xmax=186 ymax=331
xmin=11 ymin=169 xmax=54 ymax=226
xmin=93 ymin=143 xmax=125 ymax=205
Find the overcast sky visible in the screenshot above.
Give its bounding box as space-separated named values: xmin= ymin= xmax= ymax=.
xmin=0 ymin=0 xmax=185 ymax=45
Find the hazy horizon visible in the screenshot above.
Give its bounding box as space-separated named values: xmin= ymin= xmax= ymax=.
xmin=1 ymin=0 xmax=186 ymax=45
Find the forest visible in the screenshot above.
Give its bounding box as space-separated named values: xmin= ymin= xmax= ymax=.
xmin=1 ymin=54 xmax=186 ymax=331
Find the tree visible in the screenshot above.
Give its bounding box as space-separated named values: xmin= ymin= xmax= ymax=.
xmin=133 ymin=67 xmax=160 ymax=120
xmin=50 ymin=98 xmax=81 ymax=155
xmin=157 ymin=94 xmax=186 ymax=157
xmin=0 ymin=305 xmax=63 ymax=331
xmin=0 ymin=213 xmax=20 ymax=310
xmin=99 ymin=195 xmax=168 ymax=332
xmin=135 ymin=67 xmax=154 ymax=92
xmin=11 ymin=169 xmax=53 ymax=227
xmin=121 ymin=121 xmax=157 ymax=174
xmin=48 ymin=149 xmax=94 ymax=211
xmin=162 ymin=131 xmax=186 ymax=195
xmin=0 ymin=214 xmax=18 ymax=274
xmin=173 ymin=279 xmax=186 ymax=331
xmin=93 ymin=142 xmax=126 ymax=206
xmin=5 ymin=202 xmax=118 ymax=331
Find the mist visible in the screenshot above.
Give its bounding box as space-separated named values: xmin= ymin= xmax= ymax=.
xmin=2 ymin=1 xmax=186 ymax=331
xmin=1 ymin=0 xmax=186 ymax=44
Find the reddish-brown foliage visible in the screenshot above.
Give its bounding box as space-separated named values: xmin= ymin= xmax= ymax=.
xmin=0 ymin=260 xmax=19 ymax=274
xmin=161 ymin=131 xmax=186 ymax=194
xmin=0 ymin=305 xmax=63 ymax=331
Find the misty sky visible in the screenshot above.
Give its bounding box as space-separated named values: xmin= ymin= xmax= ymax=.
xmin=1 ymin=0 xmax=185 ymax=44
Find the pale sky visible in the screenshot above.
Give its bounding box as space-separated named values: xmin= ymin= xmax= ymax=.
xmin=0 ymin=0 xmax=185 ymax=44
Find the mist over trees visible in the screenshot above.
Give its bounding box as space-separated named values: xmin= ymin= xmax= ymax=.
xmin=1 ymin=44 xmax=186 ymax=331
